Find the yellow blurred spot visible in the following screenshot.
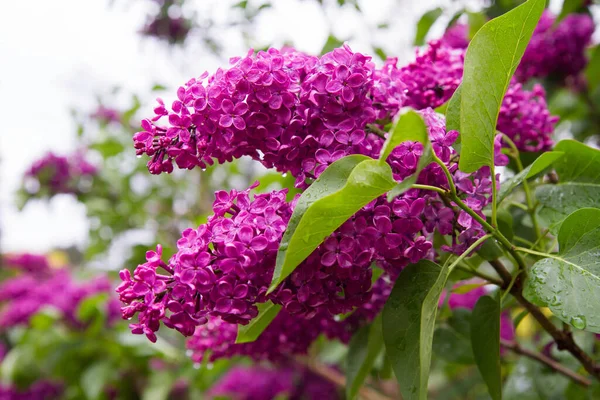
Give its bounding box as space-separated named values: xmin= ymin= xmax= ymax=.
xmin=47 ymin=251 xmax=69 ymax=268
xmin=513 ymin=307 xmax=554 ymax=338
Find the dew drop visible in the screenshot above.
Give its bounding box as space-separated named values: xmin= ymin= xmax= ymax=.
xmin=570 ymin=315 xmax=586 ymax=330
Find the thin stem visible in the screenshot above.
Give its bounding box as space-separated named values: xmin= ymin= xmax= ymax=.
xmin=295 ymin=357 xmax=393 ymax=400
xmin=502 ymin=133 xmax=542 ymax=247
xmin=432 ymin=155 xmax=457 ymax=195
xmin=513 ymin=236 xmax=536 ymax=247
xmin=509 ymin=201 xmax=528 ymax=211
xmin=450 ymin=194 xmax=527 ymax=271
xmin=411 ymin=184 xmax=449 ymax=196
xmin=500 ymin=339 xmax=592 ymax=387
xmin=491 ymin=164 xmax=498 ymax=228
xmin=448 ymin=234 xmax=492 ymax=271
xmin=455 ymin=264 xmax=504 ymax=286
xmin=514 ymin=246 xmax=552 ymax=259
xmin=365 ymin=124 xmax=388 ymax=139
xmin=501 ymin=270 xmax=520 ymax=305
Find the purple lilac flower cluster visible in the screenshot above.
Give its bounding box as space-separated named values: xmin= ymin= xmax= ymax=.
xmin=0 ymin=381 xmax=62 ymax=400
xmin=440 ymin=10 xmax=594 ymax=83
xmin=25 ymin=152 xmax=97 ymax=195
xmin=0 ymin=261 xmax=117 ymax=329
xmin=133 ymin=45 xmax=385 ymax=187
xmin=497 ymin=82 xmax=558 ymax=152
xmin=3 ymin=253 xmax=51 ymax=274
xmin=186 ymin=308 xmax=352 ymax=363
xmin=207 ymin=365 xmax=339 ymax=400
xmin=141 ymin=11 xmax=192 ymax=45
xmin=134 ymin=43 xmax=557 ymax=183
xmin=440 ymin=24 xmax=469 ymax=50
xmin=395 ymin=40 xmax=465 ymax=110
xmin=120 ymin=107 xmax=505 ymax=346
xmin=90 ymin=105 xmax=121 ymax=125
xmin=121 ymin=43 xmax=558 ymax=359
xmin=387 ymin=43 xmax=557 ymax=152
xmin=517 ymin=11 xmax=594 ymax=82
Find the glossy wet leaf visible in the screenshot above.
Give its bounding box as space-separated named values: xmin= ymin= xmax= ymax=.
xmin=524 ymin=208 xmax=600 ymax=333
xmin=383 ymin=260 xmax=451 ymax=400
xmin=498 ymin=151 xmax=564 ymax=204
xmin=235 ymin=301 xmax=282 ymax=344
xmin=269 ymin=156 xmax=394 ymax=292
xmin=471 ymin=296 xmax=502 ymax=400
xmin=346 ymin=315 xmax=383 ymax=399
xmin=414 ymin=8 xmax=443 ymax=46
xmin=457 ymin=0 xmax=544 ymax=172
xmin=536 ymin=183 xmax=600 ymax=234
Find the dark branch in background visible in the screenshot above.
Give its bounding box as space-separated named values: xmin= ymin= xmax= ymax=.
xmin=500 ymin=339 xmax=592 ymax=387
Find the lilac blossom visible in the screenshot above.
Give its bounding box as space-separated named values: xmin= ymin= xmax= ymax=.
xmin=517 ymin=11 xmax=594 ymax=82
xmin=3 ymin=253 xmax=51 ymax=275
xmin=207 ymin=365 xmax=340 ymax=400
xmin=0 ymin=381 xmax=62 ymax=400
xmin=0 ymin=266 xmax=116 ymax=329
xmin=24 ymin=152 xmax=97 ymax=196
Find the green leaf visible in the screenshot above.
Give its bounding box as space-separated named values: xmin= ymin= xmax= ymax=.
xmin=585 ymin=46 xmax=600 ymax=92
xmin=471 ymin=296 xmax=502 ymax=400
xmin=457 ymin=0 xmax=545 ymax=173
xmin=383 ymin=260 xmax=451 ymax=400
xmin=445 ymin=85 xmax=462 ymax=133
xmin=142 ymin=371 xmax=176 ymax=400
xmin=321 ymin=34 xmax=345 ymax=55
xmin=504 ymin=358 xmax=543 ymax=400
xmin=414 ymin=8 xmax=443 ymax=46
xmin=467 ymin=11 xmax=487 ymax=39
xmin=346 ymin=316 xmax=384 ymax=399
xmin=76 ymin=293 xmax=108 ymax=323
xmin=379 ymin=110 xmax=428 ymax=164
xmin=81 ymin=361 xmax=113 ymax=400
xmin=269 ymin=156 xmax=395 ymax=292
xmin=269 ymin=155 xmax=369 ymax=291
xmin=432 ymin=326 xmax=474 ymax=364
xmin=90 ymin=138 xmax=125 ymax=158
xmin=524 ymin=208 xmax=600 ymax=333
xmin=553 ymin=140 xmax=600 ymax=183
xmin=498 ymin=151 xmax=564 ymax=204
xmin=235 ymin=301 xmax=282 ymax=343
xmin=536 ymin=183 xmax=600 ymax=234
xmin=446 ymin=9 xmax=465 ymax=31
xmin=373 ymin=47 xmax=387 ymax=62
